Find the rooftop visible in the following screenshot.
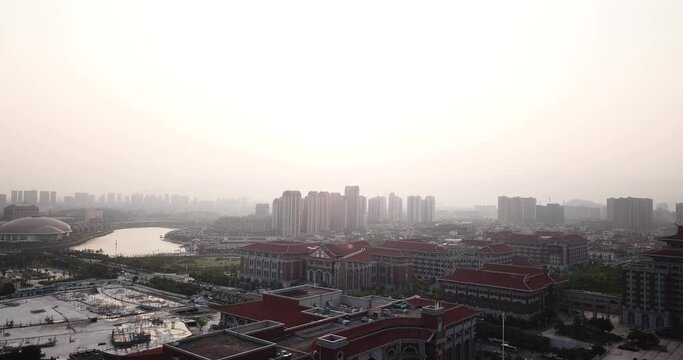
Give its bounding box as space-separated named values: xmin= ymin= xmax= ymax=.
xmin=0 ymin=216 xmax=72 ymax=235
xmin=380 ymin=239 xmax=445 ymax=253
xmin=273 ymin=285 xmax=340 ymax=299
xmin=166 ymin=330 xmax=273 ymax=360
xmin=211 ymin=294 xmax=325 ymax=328
xmin=440 ymin=266 xmax=566 ymax=292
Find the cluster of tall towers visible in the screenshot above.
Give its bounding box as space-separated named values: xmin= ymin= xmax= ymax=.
xmin=2 ymin=190 xmax=57 ymax=207
xmin=266 ymin=186 xmax=436 ymax=237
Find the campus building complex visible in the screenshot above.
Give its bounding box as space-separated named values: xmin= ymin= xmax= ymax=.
xmin=439 ymin=264 xmax=567 ymax=319
xmin=622 ymin=225 xmax=683 ymax=328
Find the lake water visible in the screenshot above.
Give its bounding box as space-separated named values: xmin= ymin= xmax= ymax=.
xmin=71 ymin=227 xmax=184 ymax=256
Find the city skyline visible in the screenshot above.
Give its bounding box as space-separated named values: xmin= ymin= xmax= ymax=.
xmin=1 ymin=186 xmax=682 ymax=211
xmin=1 ymin=1 xmax=681 ymax=207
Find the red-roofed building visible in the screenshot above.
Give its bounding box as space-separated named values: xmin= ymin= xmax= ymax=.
xmin=239 ymin=241 xmax=318 ymax=287
xmin=439 ymin=264 xmax=566 ymax=319
xmin=622 ymin=225 xmax=683 ymax=329
xmin=487 ymin=231 xmax=589 ymax=271
xmin=111 ymin=284 xmax=481 ymax=360
xmin=305 ymin=241 xmax=411 ymax=292
xmin=381 ymin=239 xmax=455 ymax=279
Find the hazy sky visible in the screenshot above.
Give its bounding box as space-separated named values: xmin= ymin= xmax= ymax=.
xmin=1 ymin=0 xmax=681 ymax=207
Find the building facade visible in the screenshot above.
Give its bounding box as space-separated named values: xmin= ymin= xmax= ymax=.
xmin=368 ymin=196 xmax=387 ymax=224
xmin=498 ymin=196 xmax=537 ymax=224
xmin=439 ymin=263 xmax=566 ymax=319
xmin=489 ymin=231 xmax=589 ymax=271
xmin=621 ymin=225 xmax=683 ymax=328
xmin=607 ymin=197 xmax=653 ymax=230
xmin=239 ymin=241 xmax=313 ymax=287
xmin=3 ymin=204 xmax=39 ymax=220
xmin=387 ymin=192 xmax=403 ymax=223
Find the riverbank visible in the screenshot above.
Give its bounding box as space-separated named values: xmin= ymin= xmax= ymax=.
xmin=0 ymin=229 xmax=113 ymax=253
xmin=71 ymin=227 xmax=183 ymax=256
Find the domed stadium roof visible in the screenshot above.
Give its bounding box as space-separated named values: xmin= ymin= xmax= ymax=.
xmin=0 ymin=216 xmax=72 ymax=235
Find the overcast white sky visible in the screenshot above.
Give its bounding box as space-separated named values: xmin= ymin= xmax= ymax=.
xmin=1 ymin=0 xmax=681 ymax=207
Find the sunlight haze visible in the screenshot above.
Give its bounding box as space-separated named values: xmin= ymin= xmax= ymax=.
xmin=1 ymin=0 xmax=681 ymax=206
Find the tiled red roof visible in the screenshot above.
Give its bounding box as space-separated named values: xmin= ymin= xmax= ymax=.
xmin=440 ymin=268 xmax=564 ymax=292
xmin=644 ymin=248 xmax=683 ymax=259
xmin=239 ymin=241 xmax=316 ymax=255
xmin=510 ymin=255 xmax=538 ymax=267
xmin=343 ymin=249 xmax=373 ymax=263
xmin=536 ymin=230 xmax=564 ymax=237
xmin=477 ymin=243 xmax=514 ymax=254
xmin=481 ymin=263 xmax=546 ymax=275
xmin=343 ymin=327 xmax=433 ymax=356
xmin=499 ymin=234 xmax=543 ymax=243
xmin=458 ymin=239 xmax=494 ymax=247
xmin=550 ymin=234 xmax=589 ymax=246
xmin=322 ymin=241 xmax=369 ymax=257
xmin=442 ymin=305 xmax=480 ymax=326
xmin=381 ymin=240 xmax=445 ymax=253
xmin=368 ymin=246 xmax=408 ymax=257
xmin=211 ymin=294 xmax=323 ymax=328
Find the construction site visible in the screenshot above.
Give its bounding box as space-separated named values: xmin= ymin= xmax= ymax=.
xmin=0 ymin=284 xmax=207 ymax=358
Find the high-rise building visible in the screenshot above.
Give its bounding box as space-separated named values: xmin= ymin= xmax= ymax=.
xmin=497 ymin=196 xmax=537 ymax=224
xmin=536 ymin=203 xmax=564 ymax=225
xmin=344 ymin=186 xmax=360 ymax=232
xmin=272 ymin=198 xmax=281 ymax=231
xmin=17 ymin=191 xmax=23 ymax=204
xmin=254 ymin=203 xmax=270 ymax=218
xmin=50 ymin=191 xmax=57 ymax=205
xmin=676 ymin=203 xmax=683 ymax=225
xmin=367 ymin=196 xmax=387 ymax=224
xmin=606 ymin=197 xmax=653 ymax=230
xmin=318 ymin=191 xmax=330 ymax=232
xmin=74 ymin=192 xmax=91 ymax=207
xmin=39 ymin=191 xmax=50 ymax=206
xmin=406 ymin=195 xmax=423 ymax=224
xmin=423 ymin=195 xmax=436 ymax=223
xmin=656 ymin=202 xmax=669 ymax=211
xmin=10 ymin=191 xmax=19 ymax=204
xmin=116 ymin=193 xmax=122 ymax=204
xmin=388 ymin=193 xmax=402 ymax=223
xmin=0 ymin=194 xmax=6 ymax=207
xmin=23 ymin=190 xmax=38 ymax=204
xmin=359 ymin=195 xmax=368 ymax=229
xmin=304 ymin=191 xmax=330 ymax=235
xmin=280 ymin=191 xmax=301 ymax=237
xmin=107 ymin=193 xmax=116 ymax=205
xmin=329 ymin=192 xmax=345 ymax=233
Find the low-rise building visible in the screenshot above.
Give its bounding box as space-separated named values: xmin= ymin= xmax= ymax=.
xmin=207 ymin=285 xmax=481 ymax=360
xmin=488 ymin=231 xmax=589 ymax=271
xmin=380 ymin=239 xmax=454 ymax=279
xmin=438 ymin=263 xmax=567 ymax=319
